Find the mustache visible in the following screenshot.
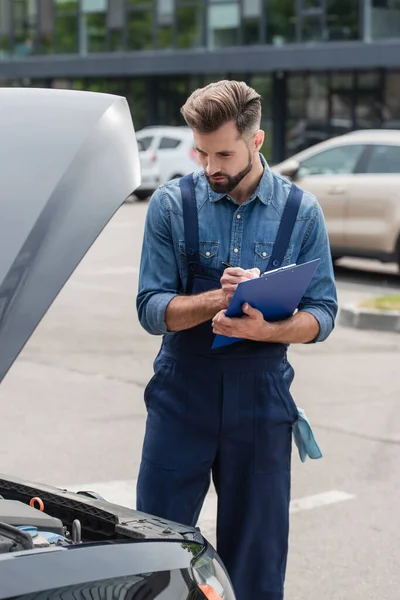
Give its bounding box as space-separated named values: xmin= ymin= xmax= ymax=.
xmin=207 ymin=172 xmax=229 ymax=178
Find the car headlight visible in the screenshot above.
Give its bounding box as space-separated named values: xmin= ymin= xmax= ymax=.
xmin=191 ymin=544 xmax=236 ymax=600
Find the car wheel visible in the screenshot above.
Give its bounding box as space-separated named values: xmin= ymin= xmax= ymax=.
xmin=171 ymin=174 xmax=183 ymax=180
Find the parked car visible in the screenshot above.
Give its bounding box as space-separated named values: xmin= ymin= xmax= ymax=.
xmin=272 ymin=130 xmax=400 ymax=270
xmin=134 ymin=126 xmax=201 ymax=199
xmin=135 ymin=137 xmax=161 ymax=200
xmin=0 ymin=88 xmax=235 ymax=600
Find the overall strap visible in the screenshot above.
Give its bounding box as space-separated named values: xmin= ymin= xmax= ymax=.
xmin=266 ymin=184 xmax=303 ymax=271
xmin=179 ymin=173 xmax=199 ymax=294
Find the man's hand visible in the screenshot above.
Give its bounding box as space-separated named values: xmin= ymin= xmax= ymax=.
xmin=221 ymin=267 xmax=260 ymax=305
xmin=212 ymin=303 xmax=267 ymax=341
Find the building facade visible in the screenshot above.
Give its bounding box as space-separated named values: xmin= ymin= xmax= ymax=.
xmin=1 ymin=0 xmax=400 ymax=162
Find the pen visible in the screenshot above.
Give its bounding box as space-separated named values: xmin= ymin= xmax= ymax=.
xmin=222 ymin=261 xmax=234 ymax=268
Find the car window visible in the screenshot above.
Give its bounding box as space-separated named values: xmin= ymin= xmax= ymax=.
xmin=297 ymin=144 xmax=365 ymax=177
xmin=137 ymin=136 xmax=153 ymax=151
xmin=363 ymin=144 xmax=400 ymax=174
xmin=159 ymin=137 xmax=181 ymax=150
xmin=137 ymin=139 xmax=145 ymax=152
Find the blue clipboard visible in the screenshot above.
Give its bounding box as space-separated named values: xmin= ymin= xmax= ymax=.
xmin=212 ymin=258 xmax=321 ymax=349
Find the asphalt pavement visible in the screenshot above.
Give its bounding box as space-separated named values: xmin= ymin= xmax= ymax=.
xmin=0 ymin=200 xmax=399 ymax=600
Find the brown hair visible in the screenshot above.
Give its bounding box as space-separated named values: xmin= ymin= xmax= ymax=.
xmin=180 ymin=80 xmax=261 ymax=137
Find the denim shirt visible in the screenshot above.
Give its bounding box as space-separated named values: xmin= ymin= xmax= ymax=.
xmin=137 ymin=156 xmax=338 ymax=342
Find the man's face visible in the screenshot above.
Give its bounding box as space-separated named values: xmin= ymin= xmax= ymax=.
xmin=193 ymin=121 xmax=263 ymax=194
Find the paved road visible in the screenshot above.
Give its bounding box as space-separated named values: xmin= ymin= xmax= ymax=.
xmin=1 ymin=200 xmax=400 ymax=600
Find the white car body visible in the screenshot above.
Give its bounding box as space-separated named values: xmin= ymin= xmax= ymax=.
xmin=134 ymin=126 xmax=201 ymax=199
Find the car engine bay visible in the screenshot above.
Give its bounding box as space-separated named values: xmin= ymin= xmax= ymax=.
xmin=0 ymin=474 xmax=202 ymax=555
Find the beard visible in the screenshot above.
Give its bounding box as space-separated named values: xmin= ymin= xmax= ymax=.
xmin=205 ymin=151 xmax=253 ymax=194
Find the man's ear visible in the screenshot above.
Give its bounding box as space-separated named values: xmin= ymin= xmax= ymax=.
xmin=254 ymin=130 xmax=265 ymax=152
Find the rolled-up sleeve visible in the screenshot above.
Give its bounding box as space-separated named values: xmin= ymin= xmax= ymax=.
xmin=136 ymin=188 xmax=180 ymax=335
xmin=297 ymin=198 xmax=338 ymax=342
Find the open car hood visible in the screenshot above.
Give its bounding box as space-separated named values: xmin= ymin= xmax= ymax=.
xmin=0 ymin=88 xmax=140 ymax=382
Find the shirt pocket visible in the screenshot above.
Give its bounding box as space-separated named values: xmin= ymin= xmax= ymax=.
xmin=254 ymin=242 xmax=294 ymax=272
xmin=179 ymin=240 xmax=220 ymax=270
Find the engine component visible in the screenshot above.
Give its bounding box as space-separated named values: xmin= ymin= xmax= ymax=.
xmin=0 ymin=521 xmax=34 ymax=553
xmin=0 ymin=500 xmax=63 ymax=534
xmin=17 ymin=526 xmax=70 ymax=547
xmin=72 ymin=519 xmax=82 ymax=544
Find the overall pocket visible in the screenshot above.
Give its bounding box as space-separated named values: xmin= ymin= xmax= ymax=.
xmin=254 ymin=370 xmax=297 ymax=475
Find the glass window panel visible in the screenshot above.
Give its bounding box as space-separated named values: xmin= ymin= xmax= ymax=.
xmin=358 ymin=71 xmax=380 ymax=89
xmin=107 ymin=0 xmax=124 ymax=29
xmin=297 ymin=145 xmax=365 ymax=177
xmin=157 ymin=0 xmax=174 ymax=25
xmin=384 ymin=73 xmax=400 ymax=128
xmin=0 ymin=0 xmax=11 ymax=36
xmin=301 ymin=15 xmax=323 ymax=42
xmin=55 ymin=14 xmax=78 ymax=52
xmin=109 ymin=28 xmax=124 ymax=50
xmin=208 ymin=2 xmax=239 ymax=48
xmin=128 ymin=9 xmax=153 ymax=49
xmin=370 ymin=0 xmax=400 ymax=40
xmin=266 ymin=0 xmax=296 ymax=45
xmin=55 ymin=0 xmax=78 ymax=10
xmin=364 ymin=144 xmax=400 ymax=174
xmin=36 ymin=0 xmax=54 ymax=54
xmin=13 ymin=0 xmax=37 ymax=55
xmin=157 ymin=24 xmax=173 ymax=48
xmin=244 ymin=0 xmax=261 ymax=17
xmin=287 ymin=75 xmax=332 ymax=155
xmin=326 ymin=0 xmax=360 ymax=41
xmin=177 ymin=5 xmax=204 ymax=48
xmin=127 ymin=0 xmax=152 ymax=5
xmin=83 ymin=12 xmax=107 ymax=52
xmin=244 ymin=18 xmax=260 ymax=44
xmin=82 ymin=0 xmax=107 ymax=12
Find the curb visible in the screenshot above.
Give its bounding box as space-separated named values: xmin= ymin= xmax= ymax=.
xmin=339 ymin=304 xmax=400 ymax=333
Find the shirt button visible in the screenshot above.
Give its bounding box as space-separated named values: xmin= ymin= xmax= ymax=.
xmin=262 ymin=252 xmax=267 ymax=257
xmin=233 ymin=248 xmax=239 ymax=253
xmin=236 ymin=214 xmax=241 ymax=219
xmin=205 ymin=251 xmax=211 ymax=257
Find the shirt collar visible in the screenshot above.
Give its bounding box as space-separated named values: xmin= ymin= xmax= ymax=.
xmin=208 ymin=154 xmax=274 ymax=205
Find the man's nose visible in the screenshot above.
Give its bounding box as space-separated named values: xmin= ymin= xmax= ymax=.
xmin=207 ymin=159 xmax=221 ymax=176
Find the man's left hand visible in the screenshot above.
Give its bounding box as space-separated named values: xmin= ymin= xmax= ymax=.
xmin=212 ymin=303 xmax=269 ymax=341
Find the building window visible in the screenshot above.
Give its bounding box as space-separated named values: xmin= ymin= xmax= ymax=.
xmin=176 ymin=2 xmax=205 ymax=48
xmin=286 ymin=74 xmax=330 ymax=156
xmin=37 ymin=0 xmax=55 ymax=54
xmin=265 ymin=0 xmax=296 ymax=45
xmin=208 ymin=0 xmax=240 ymax=48
xmin=384 ymin=72 xmax=400 ymax=128
xmin=55 ymin=0 xmax=79 ymax=53
xmin=326 ymin=0 xmax=360 ymax=41
xmin=243 ymin=0 xmax=261 ymax=44
xmin=157 ymin=0 xmax=174 ymax=48
xmin=127 ymin=0 xmax=153 ymax=50
xmin=0 ymin=0 xmax=11 ymax=57
xmin=82 ymin=0 xmax=107 ymax=53
xmin=368 ymin=0 xmax=400 ymax=40
xmin=107 ymin=0 xmax=125 ymax=50
xmin=13 ymin=0 xmax=37 ymax=57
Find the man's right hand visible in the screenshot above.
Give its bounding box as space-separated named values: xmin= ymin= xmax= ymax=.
xmin=221 ymin=267 xmax=260 ymax=305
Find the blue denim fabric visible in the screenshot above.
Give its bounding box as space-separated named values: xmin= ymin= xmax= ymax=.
xmin=137 ymin=156 xmax=338 ymax=342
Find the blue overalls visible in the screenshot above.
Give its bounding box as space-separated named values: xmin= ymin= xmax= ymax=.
xmin=137 ymin=174 xmax=303 ymax=600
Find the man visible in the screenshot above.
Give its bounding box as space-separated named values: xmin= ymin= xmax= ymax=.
xmin=136 ymin=80 xmax=337 ymax=600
